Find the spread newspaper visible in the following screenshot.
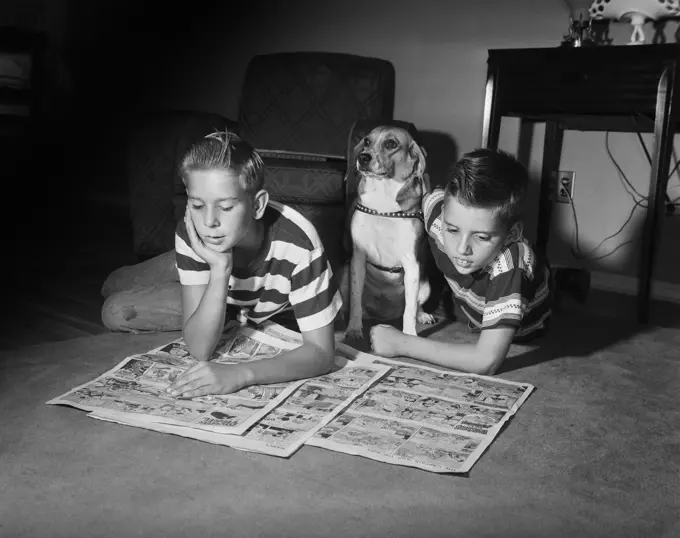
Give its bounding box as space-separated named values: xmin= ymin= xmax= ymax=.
xmin=307 ymin=348 xmax=534 ymax=473
xmin=47 ymin=321 xmax=534 ymax=473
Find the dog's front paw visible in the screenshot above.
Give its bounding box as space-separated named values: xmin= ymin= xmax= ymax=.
xmin=402 ymin=324 xmax=417 ymax=336
xmin=417 ymin=311 xmax=436 ymax=325
xmin=344 ymin=323 xmax=364 ymax=342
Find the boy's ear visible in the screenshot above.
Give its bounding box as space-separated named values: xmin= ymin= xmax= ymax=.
xmin=507 ymin=221 xmax=523 ymax=243
xmin=253 ymin=189 xmax=269 ymax=219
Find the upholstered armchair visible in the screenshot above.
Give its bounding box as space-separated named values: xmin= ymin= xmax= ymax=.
xmin=126 ymin=51 xmax=396 ymax=273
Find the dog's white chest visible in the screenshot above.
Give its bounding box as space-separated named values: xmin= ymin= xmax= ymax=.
xmin=351 ymin=208 xmax=422 ymax=268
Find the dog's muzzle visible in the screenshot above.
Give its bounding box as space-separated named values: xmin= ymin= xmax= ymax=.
xmin=357 ymin=153 xmax=371 ymax=172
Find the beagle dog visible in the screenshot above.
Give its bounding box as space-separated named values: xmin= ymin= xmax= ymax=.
xmin=340 ymin=125 xmax=435 ymax=340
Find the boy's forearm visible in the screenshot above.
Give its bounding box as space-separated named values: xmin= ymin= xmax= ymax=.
xmin=396 ymin=334 xmax=500 ymax=375
xmin=184 ymin=270 xmax=230 ymax=361
xmin=240 ymin=342 xmax=335 ymax=387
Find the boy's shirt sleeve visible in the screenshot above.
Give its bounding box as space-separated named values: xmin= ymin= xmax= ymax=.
xmin=481 ymin=268 xmax=528 ymax=330
xmin=174 ymin=219 xmax=210 ymax=286
xmin=481 ymin=242 xmax=547 ymax=331
xmin=288 ymin=247 xmax=342 ymax=332
xmin=423 ymin=188 xmax=445 ymax=232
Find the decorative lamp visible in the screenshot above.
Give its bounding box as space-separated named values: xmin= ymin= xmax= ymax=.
xmin=561 ymin=0 xmax=597 ymax=46
xmin=589 ymin=0 xmax=680 ymax=45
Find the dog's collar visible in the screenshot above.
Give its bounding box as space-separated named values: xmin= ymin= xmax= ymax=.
xmin=355 ymin=203 xmax=424 ymax=221
xmin=369 ymin=261 xmax=404 ymax=273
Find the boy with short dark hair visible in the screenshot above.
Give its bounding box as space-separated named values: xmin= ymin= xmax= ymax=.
xmin=369 ymin=148 xmax=552 ymax=375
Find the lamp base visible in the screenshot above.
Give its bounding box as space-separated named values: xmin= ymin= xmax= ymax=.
xmin=561 ymin=16 xmax=596 ymax=47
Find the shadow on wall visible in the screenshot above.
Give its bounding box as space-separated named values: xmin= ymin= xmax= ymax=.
xmin=419 ymin=130 xmax=459 ymax=190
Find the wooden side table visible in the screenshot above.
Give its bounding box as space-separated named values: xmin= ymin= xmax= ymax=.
xmin=482 ymin=44 xmax=680 ymax=324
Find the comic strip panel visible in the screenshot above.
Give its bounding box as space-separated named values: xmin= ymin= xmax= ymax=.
xmin=194 ymin=407 xmax=251 ymax=428
xmin=226 ymin=334 xmax=259 ymax=358
xmin=393 ymin=427 xmax=482 ymax=468
xmin=400 ymin=397 xmax=507 ymax=435
xmin=252 ymin=343 xmax=281 ymax=359
xmin=113 ymin=356 xmax=155 ymax=381
xmin=315 ymin=366 xmax=382 ymax=389
xmin=452 ymin=405 xmax=508 ymax=436
xmin=141 ymin=363 xmax=184 ymax=386
xmin=285 ymin=383 xmax=354 ymax=415
xmin=232 ymin=384 xmax=288 ymax=402
xmin=98 ymin=398 xmax=159 ymax=415
xmin=379 ymin=374 xmax=443 ymax=395
xmin=151 ymin=342 xmax=195 ymax=365
xmin=313 ymin=412 xmax=359 ymax=440
xmin=55 ymin=376 xmax=174 ymax=412
xmin=56 ymin=386 xmax=121 ymax=410
xmin=323 ymin=415 xmax=420 ymax=455
xmin=468 ymin=380 xmax=530 ymax=409
xmin=148 ymin=401 xmax=209 ymax=423
xmin=95 ymin=376 xmax=173 ymax=404
xmin=260 ymin=408 xmax=321 ymax=432
xmin=243 ymin=423 xmax=300 ymax=448
xmin=350 ymin=387 xmax=421 ymax=418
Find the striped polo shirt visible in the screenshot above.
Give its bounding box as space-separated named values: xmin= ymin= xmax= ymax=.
xmin=175 ymin=201 xmax=342 ymax=332
xmin=424 ymin=189 xmax=552 ymax=339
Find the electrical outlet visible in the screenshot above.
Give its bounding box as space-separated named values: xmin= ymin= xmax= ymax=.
xmin=553 ymin=171 xmax=575 ymax=204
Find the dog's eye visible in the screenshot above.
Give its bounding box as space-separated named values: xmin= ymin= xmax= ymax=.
xmin=363 ymin=138 xmax=370 ymax=147
xmin=385 ymin=139 xmax=398 ymax=150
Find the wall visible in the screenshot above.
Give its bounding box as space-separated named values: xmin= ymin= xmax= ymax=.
xmin=6 ymin=0 xmax=680 ymax=293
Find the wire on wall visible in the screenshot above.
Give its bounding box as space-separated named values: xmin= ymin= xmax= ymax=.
xmin=568 ymin=131 xmax=648 ymax=261
xmin=567 ymin=124 xmax=680 ymax=261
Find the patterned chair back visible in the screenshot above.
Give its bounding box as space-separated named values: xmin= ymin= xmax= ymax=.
xmin=238 ymin=52 xmax=396 ymax=157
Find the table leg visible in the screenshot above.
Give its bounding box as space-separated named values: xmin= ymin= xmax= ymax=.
xmin=481 ymin=66 xmax=500 ymax=149
xmin=537 ymin=121 xmax=564 ymax=258
xmin=638 ymin=66 xmax=677 ymax=324
xmin=517 ymin=119 xmax=534 ymax=170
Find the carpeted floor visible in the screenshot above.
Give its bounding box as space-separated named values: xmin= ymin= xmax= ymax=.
xmin=1 ymin=304 xmax=678 ymax=537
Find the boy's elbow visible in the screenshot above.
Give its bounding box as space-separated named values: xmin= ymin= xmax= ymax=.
xmin=471 ymin=355 xmax=504 ymax=376
xmin=472 ymin=364 xmax=497 ymax=376
xmin=318 ymin=347 xmax=336 ymax=374
xmin=183 ymin=334 xmax=212 ymax=362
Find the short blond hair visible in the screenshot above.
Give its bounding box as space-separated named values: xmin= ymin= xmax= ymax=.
xmin=180 ymin=130 xmax=264 ymax=192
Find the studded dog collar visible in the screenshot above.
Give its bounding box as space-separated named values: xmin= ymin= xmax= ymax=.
xmin=355 ymin=203 xmax=424 ymax=221
xmin=354 ymin=202 xmax=424 ymax=273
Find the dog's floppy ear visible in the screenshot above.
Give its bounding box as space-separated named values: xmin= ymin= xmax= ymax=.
xmin=420 ymin=171 xmax=432 ymax=195
xmin=353 ymin=136 xmax=366 ymax=161
xmin=409 ymin=141 xmax=427 ymax=178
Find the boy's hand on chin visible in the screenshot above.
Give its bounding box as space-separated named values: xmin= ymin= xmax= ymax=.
xmin=369 ymin=324 xmax=404 ymax=357
xmin=166 ymin=362 xmax=251 ymax=398
xmin=185 ymin=206 xmax=233 ymax=273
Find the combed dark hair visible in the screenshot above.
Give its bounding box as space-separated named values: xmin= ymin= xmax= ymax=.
xmin=179 ymin=130 xmax=264 ymax=192
xmin=445 ymin=148 xmax=528 ymax=228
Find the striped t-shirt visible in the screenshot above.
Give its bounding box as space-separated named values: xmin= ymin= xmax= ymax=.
xmin=175 ymin=201 xmax=342 ymax=333
xmin=423 ymin=189 xmax=552 ymax=339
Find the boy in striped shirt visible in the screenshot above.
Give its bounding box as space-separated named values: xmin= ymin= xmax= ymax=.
xmin=369 ymin=149 xmax=552 ymax=375
xmin=165 ymin=131 xmax=342 ymax=398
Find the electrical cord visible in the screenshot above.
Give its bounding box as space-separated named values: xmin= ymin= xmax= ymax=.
xmin=566 ymin=185 xmax=645 ymax=260
xmin=564 ymin=123 xmax=679 ymax=261
xmin=604 ymin=131 xmax=648 ymax=204
xmin=567 ymin=131 xmax=650 ymax=261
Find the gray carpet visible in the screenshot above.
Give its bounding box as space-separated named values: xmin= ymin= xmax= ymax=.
xmin=1 ymin=311 xmax=679 ymax=538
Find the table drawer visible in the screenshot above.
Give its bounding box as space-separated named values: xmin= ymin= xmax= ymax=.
xmin=490 ymin=47 xmax=676 ymax=118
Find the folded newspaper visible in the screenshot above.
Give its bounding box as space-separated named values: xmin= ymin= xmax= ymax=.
xmin=47 ymin=321 xmax=534 ymax=473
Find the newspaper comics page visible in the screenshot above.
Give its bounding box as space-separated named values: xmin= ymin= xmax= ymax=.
xmin=93 ymin=346 xmax=390 ymax=457
xmin=46 ymin=321 xmax=309 ymax=436
xmin=307 ymin=350 xmax=535 ymax=474
xmin=47 ymin=321 xmax=390 ymax=457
